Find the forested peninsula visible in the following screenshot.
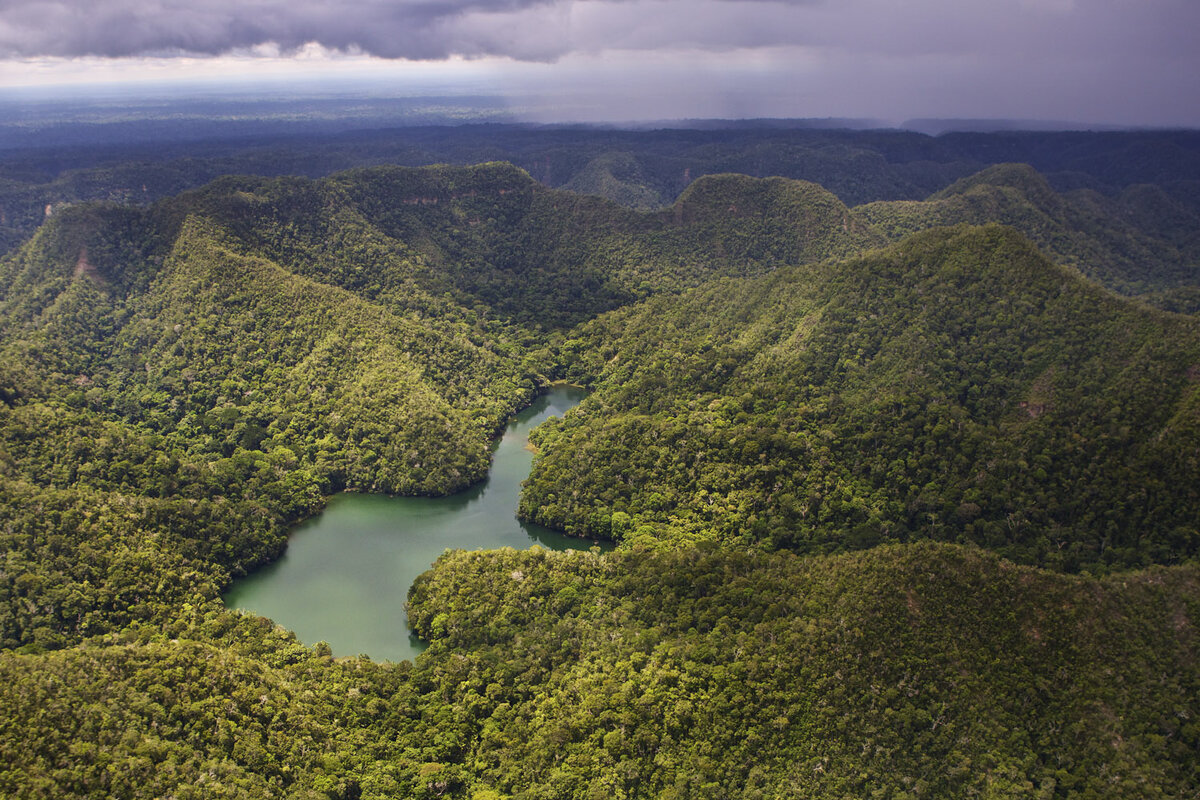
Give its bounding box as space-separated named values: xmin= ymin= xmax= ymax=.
xmin=1 ymin=153 xmax=1198 ymax=798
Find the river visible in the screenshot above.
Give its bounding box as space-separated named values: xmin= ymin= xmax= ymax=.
xmin=222 ymin=385 xmax=602 ymax=662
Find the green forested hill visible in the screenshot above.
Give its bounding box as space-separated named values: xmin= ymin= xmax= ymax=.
xmin=0 ymin=200 xmax=542 ymax=504
xmin=856 ymin=163 xmax=1200 ymax=300
xmin=1 ymin=161 xmax=1198 ymax=798
xmin=526 ymin=224 xmax=1200 ymax=570
xmin=0 ymin=163 xmax=883 ymax=650
xmin=407 ymin=543 xmax=1200 ymax=798
xmin=4 ymin=124 xmax=1199 ymax=260
xmin=167 ymin=164 xmax=878 ymax=322
xmin=1 ymin=543 xmax=1195 ymax=799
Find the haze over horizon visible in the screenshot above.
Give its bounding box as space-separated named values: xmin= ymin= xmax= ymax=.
xmin=1 ymin=0 xmax=1198 ymax=128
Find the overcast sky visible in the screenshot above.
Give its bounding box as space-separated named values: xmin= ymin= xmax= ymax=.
xmin=1 ymin=0 xmax=1198 ymax=126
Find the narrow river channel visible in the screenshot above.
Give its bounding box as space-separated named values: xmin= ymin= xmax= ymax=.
xmin=223 ymin=385 xmax=603 ymax=662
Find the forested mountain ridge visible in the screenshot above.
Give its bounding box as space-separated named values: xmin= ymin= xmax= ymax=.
xmin=0 ymin=162 xmax=887 ymax=652
xmin=4 ymin=123 xmax=1199 ymax=258
xmin=527 ymin=223 xmax=1200 ymax=570
xmin=1 ymin=159 xmax=1199 ymax=798
xmin=857 ymin=163 xmax=1200 ymax=302
xmin=165 ymin=163 xmax=879 ymax=317
xmin=9 ymin=144 xmax=1196 ymax=311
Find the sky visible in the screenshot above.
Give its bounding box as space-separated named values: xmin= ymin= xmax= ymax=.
xmin=1 ymin=0 xmax=1198 ymax=126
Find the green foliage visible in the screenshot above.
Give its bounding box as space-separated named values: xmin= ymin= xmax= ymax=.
xmin=856 ymin=163 xmax=1200 ymax=301
xmin=0 ymin=607 xmax=425 ymax=799
xmin=527 ymin=225 xmax=1200 ymax=570
xmin=561 ymin=151 xmax=665 ymax=210
xmin=402 ymin=543 xmax=1200 ymax=799
xmin=2 ymin=543 xmax=1195 ymax=799
xmin=2 ymin=158 xmax=1200 ymax=798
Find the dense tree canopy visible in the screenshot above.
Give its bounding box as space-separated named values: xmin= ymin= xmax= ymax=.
xmin=527 ymin=224 xmax=1200 ymax=571
xmin=0 ymin=158 xmax=1198 ymax=798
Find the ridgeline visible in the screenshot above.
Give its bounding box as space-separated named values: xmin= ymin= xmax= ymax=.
xmin=1 ymin=158 xmax=1198 ymax=798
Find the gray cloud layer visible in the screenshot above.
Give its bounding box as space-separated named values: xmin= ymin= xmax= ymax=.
xmin=3 ymin=0 xmax=1194 ymax=63
xmin=2 ymin=0 xmax=1197 ymax=125
xmin=1 ymin=0 xmax=573 ymax=59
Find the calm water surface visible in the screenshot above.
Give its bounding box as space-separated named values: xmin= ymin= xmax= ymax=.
xmin=223 ymin=386 xmax=602 ymax=662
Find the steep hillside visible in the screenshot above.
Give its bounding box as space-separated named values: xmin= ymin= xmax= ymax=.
xmin=856 ymin=163 xmax=1200 ymax=297
xmin=527 ymin=224 xmax=1200 ymax=570
xmin=145 ymin=164 xmax=874 ymax=329
xmin=0 ymin=163 xmax=880 ymax=650
xmin=561 ymin=151 xmax=664 ymax=209
xmin=0 ymin=206 xmax=539 ymax=498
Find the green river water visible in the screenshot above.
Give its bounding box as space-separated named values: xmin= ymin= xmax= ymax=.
xmin=223 ymin=386 xmax=602 ymax=662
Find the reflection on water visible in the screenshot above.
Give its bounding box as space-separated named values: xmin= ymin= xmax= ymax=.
xmin=223 ymin=386 xmax=607 ymax=662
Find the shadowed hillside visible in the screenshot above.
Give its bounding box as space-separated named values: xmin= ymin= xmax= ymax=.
xmin=856 ymin=164 xmax=1200 ymax=299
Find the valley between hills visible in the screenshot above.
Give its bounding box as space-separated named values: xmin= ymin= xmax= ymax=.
xmin=1 ymin=137 xmax=1198 ymax=798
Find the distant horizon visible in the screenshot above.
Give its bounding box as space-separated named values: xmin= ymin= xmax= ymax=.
xmin=0 ymin=84 xmax=1192 ymax=139
xmin=3 ymin=0 xmax=1198 ymax=131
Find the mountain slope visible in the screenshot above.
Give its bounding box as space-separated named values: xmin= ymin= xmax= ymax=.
xmin=0 ymin=163 xmax=884 ymax=650
xmin=5 ymin=543 xmax=1194 ymax=799
xmin=1 ymin=163 xmax=1199 ymax=798
xmin=855 ymin=163 xmax=1200 ymax=298
xmin=527 ymin=224 xmax=1200 ymax=570
xmin=405 ymin=542 xmax=1200 ymax=799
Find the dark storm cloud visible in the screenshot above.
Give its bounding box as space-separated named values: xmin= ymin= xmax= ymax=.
xmin=0 ymin=0 xmax=571 ymax=59
xmin=0 ymin=0 xmax=830 ymax=61
xmin=3 ymin=0 xmax=1199 ymax=64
